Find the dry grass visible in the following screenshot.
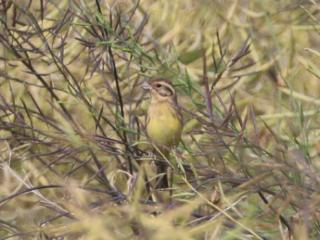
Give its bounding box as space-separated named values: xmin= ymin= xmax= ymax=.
xmin=1 ymin=0 xmax=320 ymax=239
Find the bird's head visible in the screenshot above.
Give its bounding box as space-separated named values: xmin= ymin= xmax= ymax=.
xmin=142 ymin=78 xmax=177 ymax=104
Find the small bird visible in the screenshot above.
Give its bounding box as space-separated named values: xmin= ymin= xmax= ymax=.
xmin=142 ymin=78 xmax=183 ymax=190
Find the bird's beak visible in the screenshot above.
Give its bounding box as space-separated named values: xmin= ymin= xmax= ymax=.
xmin=142 ymin=81 xmax=152 ymax=90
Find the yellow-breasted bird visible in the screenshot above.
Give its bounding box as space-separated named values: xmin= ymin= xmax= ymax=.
xmin=142 ymin=78 xmax=183 ymax=189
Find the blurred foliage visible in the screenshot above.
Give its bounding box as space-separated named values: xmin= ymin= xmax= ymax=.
xmin=1 ymin=0 xmax=320 ymax=239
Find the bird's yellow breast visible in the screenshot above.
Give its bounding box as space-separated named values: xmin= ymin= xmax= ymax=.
xmin=146 ymin=102 xmax=182 ymax=147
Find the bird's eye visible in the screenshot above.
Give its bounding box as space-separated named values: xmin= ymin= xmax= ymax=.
xmin=156 ymin=84 xmax=161 ymax=88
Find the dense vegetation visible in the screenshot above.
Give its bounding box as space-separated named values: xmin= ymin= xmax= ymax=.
xmin=1 ymin=1 xmax=320 ymax=239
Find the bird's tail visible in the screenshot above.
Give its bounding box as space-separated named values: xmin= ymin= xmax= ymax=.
xmin=155 ymin=160 xmax=169 ymax=189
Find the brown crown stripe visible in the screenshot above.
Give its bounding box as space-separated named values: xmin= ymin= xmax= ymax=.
xmin=151 ymin=79 xmax=175 ymax=96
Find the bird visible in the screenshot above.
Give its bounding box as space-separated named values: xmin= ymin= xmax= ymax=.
xmin=142 ymin=78 xmax=183 ymax=191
